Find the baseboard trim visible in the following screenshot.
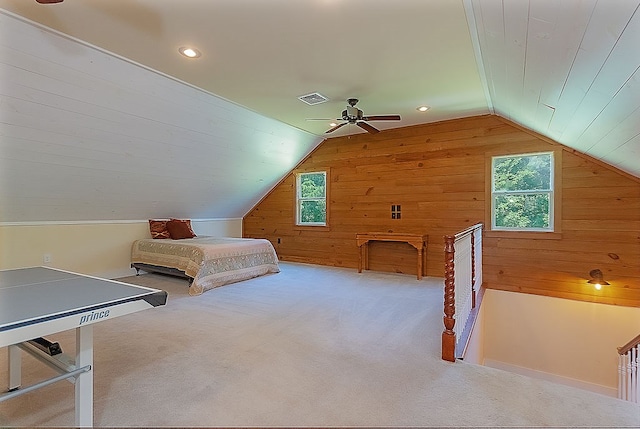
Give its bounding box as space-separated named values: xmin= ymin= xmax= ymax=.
xmin=483 ymin=358 xmax=617 ymax=398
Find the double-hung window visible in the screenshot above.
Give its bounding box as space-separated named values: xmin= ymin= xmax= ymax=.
xmin=491 ymin=152 xmax=554 ymax=232
xmin=295 ymin=171 xmax=327 ymax=226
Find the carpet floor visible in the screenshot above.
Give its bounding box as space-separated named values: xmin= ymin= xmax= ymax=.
xmin=1 ymin=262 xmax=639 ymax=427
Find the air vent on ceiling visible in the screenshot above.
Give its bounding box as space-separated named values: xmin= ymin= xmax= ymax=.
xmin=298 ymin=92 xmax=329 ymax=105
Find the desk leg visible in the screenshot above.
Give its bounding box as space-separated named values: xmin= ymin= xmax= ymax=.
xmin=358 ymin=245 xmax=363 ymax=273
xmin=417 ymin=248 xmax=423 ymax=280
xmin=76 ymin=325 xmax=93 ymax=427
xmin=422 ymin=244 xmax=427 ymax=278
xmin=8 ymin=345 xmax=21 ymax=391
xmin=364 ymin=243 xmax=369 ymax=271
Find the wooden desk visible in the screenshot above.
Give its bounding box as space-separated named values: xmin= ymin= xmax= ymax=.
xmin=356 ymin=232 xmax=428 ymax=280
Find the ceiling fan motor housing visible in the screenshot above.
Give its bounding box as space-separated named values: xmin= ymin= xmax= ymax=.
xmin=343 ymin=106 xmax=364 ymax=122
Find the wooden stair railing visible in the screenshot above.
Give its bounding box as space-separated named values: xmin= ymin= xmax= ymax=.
xmin=442 ymin=236 xmax=456 ymax=362
xmin=442 ymin=223 xmax=483 ymax=362
xmin=618 ymin=333 xmax=640 ymax=403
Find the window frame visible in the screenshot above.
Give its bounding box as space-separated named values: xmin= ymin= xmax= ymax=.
xmin=485 ymin=148 xmax=562 ymax=239
xmin=294 ymin=169 xmax=330 ymax=229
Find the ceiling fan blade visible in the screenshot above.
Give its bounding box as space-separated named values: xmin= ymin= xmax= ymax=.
xmin=306 ymin=118 xmax=340 ymax=121
xmin=361 ymin=115 xmax=401 ymax=121
xmin=362 ymin=115 xmax=400 ymax=121
xmin=36 ymin=0 xmax=64 ymax=3
xmin=357 ymin=122 xmax=380 ymax=134
xmin=325 ymin=123 xmax=347 ymax=134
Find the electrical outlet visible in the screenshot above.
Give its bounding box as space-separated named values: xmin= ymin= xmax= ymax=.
xmin=43 ymin=253 xmax=52 ymax=264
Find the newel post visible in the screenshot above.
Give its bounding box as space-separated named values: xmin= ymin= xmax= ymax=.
xmin=442 ymin=235 xmax=456 ymax=362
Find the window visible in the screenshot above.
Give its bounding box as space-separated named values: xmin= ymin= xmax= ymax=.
xmin=491 ymin=152 xmax=554 ymax=232
xmin=296 ymin=171 xmax=327 ymax=226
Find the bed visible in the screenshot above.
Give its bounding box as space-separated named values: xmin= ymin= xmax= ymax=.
xmin=131 ymin=236 xmax=280 ymax=296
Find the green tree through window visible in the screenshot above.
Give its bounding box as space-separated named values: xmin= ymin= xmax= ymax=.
xmin=296 ymin=171 xmax=326 ymax=225
xmin=492 ymin=153 xmax=553 ymax=231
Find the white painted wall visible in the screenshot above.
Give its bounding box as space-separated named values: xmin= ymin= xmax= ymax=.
xmin=465 ymin=289 xmax=640 ymax=397
xmin=0 ymin=218 xmax=242 ymax=279
xmin=0 ymin=11 xmax=321 ymax=223
xmin=462 ymin=297 xmax=485 ymax=365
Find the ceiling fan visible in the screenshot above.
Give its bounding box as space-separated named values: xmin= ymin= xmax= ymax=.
xmin=309 ymin=98 xmax=401 ymax=134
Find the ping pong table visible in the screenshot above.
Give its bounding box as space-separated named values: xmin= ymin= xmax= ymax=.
xmin=0 ymin=266 xmax=167 ymax=427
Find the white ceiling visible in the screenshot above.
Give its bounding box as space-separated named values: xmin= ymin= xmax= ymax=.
xmin=0 ymin=0 xmax=638 ymax=179
xmin=473 ymin=0 xmax=640 ymax=178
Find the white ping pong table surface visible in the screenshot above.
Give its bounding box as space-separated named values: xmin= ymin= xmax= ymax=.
xmin=0 ymin=266 xmax=167 ymax=427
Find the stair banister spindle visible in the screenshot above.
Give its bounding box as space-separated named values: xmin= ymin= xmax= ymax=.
xmin=618 ymin=353 xmax=626 ymax=400
xmin=632 ymin=347 xmax=638 ymax=403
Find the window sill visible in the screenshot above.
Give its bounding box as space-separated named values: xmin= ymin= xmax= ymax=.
xmin=293 ymin=225 xmax=330 ymax=232
xmin=485 ymin=230 xmax=562 ymax=240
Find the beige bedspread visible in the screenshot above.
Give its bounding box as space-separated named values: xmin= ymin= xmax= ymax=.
xmin=131 ymin=237 xmax=280 ymax=296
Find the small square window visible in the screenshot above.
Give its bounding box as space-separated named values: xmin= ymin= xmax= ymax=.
xmin=391 ymin=204 xmax=401 ymax=219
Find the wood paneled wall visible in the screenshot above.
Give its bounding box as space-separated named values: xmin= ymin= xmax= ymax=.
xmin=244 ymin=115 xmax=640 ymax=307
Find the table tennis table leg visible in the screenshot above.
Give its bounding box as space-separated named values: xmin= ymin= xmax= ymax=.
xmin=75 ymin=325 xmax=93 ymax=427
xmin=7 ymin=345 xmax=21 ymax=391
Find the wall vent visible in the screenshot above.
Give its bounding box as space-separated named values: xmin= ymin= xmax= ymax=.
xmin=298 ymin=92 xmax=329 ymax=105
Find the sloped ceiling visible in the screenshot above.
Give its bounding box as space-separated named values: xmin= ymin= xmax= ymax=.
xmin=0 ymin=0 xmax=639 ymax=223
xmin=0 ymin=11 xmax=320 ymax=222
xmin=470 ymin=0 xmax=640 ymax=176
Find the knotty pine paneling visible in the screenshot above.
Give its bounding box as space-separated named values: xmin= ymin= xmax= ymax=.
xmin=244 ymin=115 xmax=640 ymax=306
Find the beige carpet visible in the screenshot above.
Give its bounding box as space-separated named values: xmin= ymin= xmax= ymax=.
xmin=1 ymin=262 xmax=639 ymax=427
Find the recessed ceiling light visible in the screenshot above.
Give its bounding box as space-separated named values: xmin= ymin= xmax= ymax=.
xmin=178 ymin=47 xmax=201 ymax=58
xmin=329 ymin=122 xmax=338 ymax=127
xmin=417 ymin=105 xmax=430 ymax=112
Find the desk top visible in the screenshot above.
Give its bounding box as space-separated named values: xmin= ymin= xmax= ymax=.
xmin=0 ymin=267 xmax=167 ymax=346
xmin=356 ymin=232 xmax=428 ymax=247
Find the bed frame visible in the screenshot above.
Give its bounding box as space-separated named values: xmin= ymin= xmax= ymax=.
xmin=131 ymin=263 xmax=193 ymax=281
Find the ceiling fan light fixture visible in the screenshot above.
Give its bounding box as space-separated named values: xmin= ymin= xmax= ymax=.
xmin=417 ymin=105 xmax=430 ymax=112
xmin=178 ymin=46 xmax=201 ymax=58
